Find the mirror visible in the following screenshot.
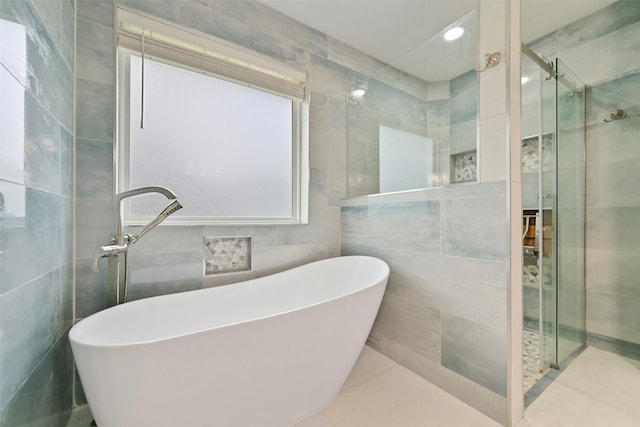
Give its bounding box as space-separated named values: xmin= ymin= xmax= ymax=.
xmin=346 ymin=8 xmax=478 ymax=198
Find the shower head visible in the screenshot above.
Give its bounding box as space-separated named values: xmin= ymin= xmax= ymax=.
xmin=126 ymin=200 xmax=183 ymax=244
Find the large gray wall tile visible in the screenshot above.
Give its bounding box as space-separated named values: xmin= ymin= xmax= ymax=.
xmin=558 ymin=0 xmax=640 ymax=52
xmin=75 ymin=139 xmax=113 ymax=199
xmin=342 ymin=201 xmax=440 ymax=253
xmin=586 ymin=118 xmax=640 ymax=168
xmin=0 ymin=269 xmax=61 ymax=408
xmin=0 ymin=335 xmax=73 ymax=427
xmin=118 ymin=0 xmax=178 ymax=22
xmin=75 ymin=79 xmax=114 ymax=141
xmin=0 ymin=186 xmax=72 ymax=294
xmin=586 ymin=247 xmax=640 ymax=299
xmin=0 ymin=0 xmax=73 ymax=131
xmin=586 ymin=291 xmax=640 ymax=344
xmin=441 ymin=195 xmax=507 ymax=261
xmin=586 ymin=206 xmax=640 ymax=251
xmin=441 ymin=313 xmax=507 ymax=397
xmin=208 ymin=0 xmax=328 ymax=58
xmin=427 ymin=99 xmax=450 ymax=128
xmin=450 ymin=86 xmax=477 ymax=125
xmin=127 ymin=251 xmax=204 ymax=301
xmin=371 ymin=293 xmax=441 ymax=362
xmin=76 ymin=16 xmax=114 ymax=84
xmin=77 ymin=0 xmax=113 ymax=25
xmin=74 ymin=259 xmax=110 ymax=320
xmin=23 ymin=92 xmax=62 ymax=194
xmin=449 ymin=119 xmax=477 ymax=154
xmin=585 ymin=72 xmax=640 ymax=127
xmin=379 ymin=249 xmax=507 ymax=330
xmin=561 ymin=21 xmax=640 ymax=86
xmin=587 ymin=159 xmax=640 ymax=208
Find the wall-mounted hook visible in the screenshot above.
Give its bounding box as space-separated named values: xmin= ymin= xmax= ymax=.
xmin=475 ymin=52 xmax=501 ymax=72
xmin=603 ymin=109 xmax=628 ymax=122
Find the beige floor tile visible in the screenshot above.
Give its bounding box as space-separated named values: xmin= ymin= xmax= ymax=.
xmin=324 ymin=363 xmax=431 ymax=426
xmin=363 ymin=388 xmax=502 ymax=427
xmin=557 ymin=348 xmax=640 ymax=394
xmin=321 ymin=413 xmax=337 ymax=427
xmin=341 ymin=345 xmax=396 ymax=392
xmin=325 ymin=346 xmax=504 ymax=427
xmin=552 ymin=347 xmax=640 ymax=421
xmin=514 ymin=419 xmax=534 ymax=427
xmin=524 ymin=379 xmax=639 ymax=427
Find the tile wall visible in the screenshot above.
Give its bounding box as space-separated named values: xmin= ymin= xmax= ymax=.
xmin=0 ymin=0 xmax=516 ymax=423
xmin=72 ymin=0 xmax=438 ymax=303
xmin=526 ymin=0 xmax=640 ymax=355
xmin=0 ymin=1 xmax=75 ymax=425
xmin=92 ymin=0 xmax=443 ymax=301
xmin=345 ymin=55 xmax=479 ymax=196
xmin=340 ymin=1 xmax=512 ymax=424
xmin=346 ymin=78 xmax=429 ymax=197
xmin=449 ymin=70 xmax=478 ymax=182
xmin=74 ymin=0 xmax=115 ymax=321
xmin=342 ymin=183 xmax=509 ymax=423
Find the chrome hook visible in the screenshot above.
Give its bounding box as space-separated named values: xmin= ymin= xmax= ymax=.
xmin=603 ymin=109 xmax=628 ymax=122
xmin=475 ymin=52 xmax=502 ymax=72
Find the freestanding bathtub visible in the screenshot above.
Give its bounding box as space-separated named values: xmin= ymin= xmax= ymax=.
xmin=69 ymin=255 xmax=389 ymax=427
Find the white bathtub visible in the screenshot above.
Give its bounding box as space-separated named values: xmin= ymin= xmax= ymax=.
xmin=69 ymin=255 xmax=389 ymax=427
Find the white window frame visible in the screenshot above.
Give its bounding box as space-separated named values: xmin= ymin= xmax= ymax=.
xmin=116 ymin=8 xmax=309 ymax=225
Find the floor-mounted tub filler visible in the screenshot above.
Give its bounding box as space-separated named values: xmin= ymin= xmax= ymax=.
xmin=69 ymin=256 xmax=389 ymax=427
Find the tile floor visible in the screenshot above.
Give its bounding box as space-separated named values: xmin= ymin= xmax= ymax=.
xmin=321 ymin=346 xmax=500 ymax=427
xmin=517 ymin=346 xmax=640 ymax=427
xmin=325 ymin=345 xmax=640 ymax=427
xmin=67 ymin=345 xmax=640 ymax=427
xmin=522 ymin=329 xmax=547 ymax=393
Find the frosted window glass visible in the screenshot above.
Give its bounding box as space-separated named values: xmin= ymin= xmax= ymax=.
xmin=379 ymin=125 xmax=433 ymax=193
xmin=127 ymin=55 xmax=293 ymax=219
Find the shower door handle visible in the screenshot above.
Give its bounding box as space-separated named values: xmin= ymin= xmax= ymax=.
xmin=541 ymin=194 xmax=557 ymax=258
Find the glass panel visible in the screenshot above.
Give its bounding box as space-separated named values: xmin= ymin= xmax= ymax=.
xmin=345 ymin=8 xmax=479 ymax=198
xmin=540 ymin=61 xmax=558 ymax=370
xmin=378 ymin=125 xmax=434 ymax=192
xmin=555 ymin=58 xmax=586 ymax=364
xmin=522 ymin=50 xmax=587 ymax=394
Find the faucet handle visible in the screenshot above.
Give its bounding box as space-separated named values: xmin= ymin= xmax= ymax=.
xmin=92 ymin=244 xmax=129 ymax=273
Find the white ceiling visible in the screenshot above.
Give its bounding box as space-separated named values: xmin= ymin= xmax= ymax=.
xmin=259 ymin=0 xmax=617 ymax=82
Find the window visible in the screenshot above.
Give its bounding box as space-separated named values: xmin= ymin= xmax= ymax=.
xmin=117 ymin=9 xmax=309 ymax=225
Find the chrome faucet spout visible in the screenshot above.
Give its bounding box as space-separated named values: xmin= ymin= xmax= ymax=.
xmin=114 ymin=186 xmax=177 ymax=205
xmin=113 ymin=186 xmax=178 ymax=245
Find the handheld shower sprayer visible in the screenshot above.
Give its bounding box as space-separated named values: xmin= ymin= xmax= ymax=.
xmin=126 ymin=200 xmax=183 ymax=244
xmin=93 ymin=186 xmax=183 ymax=305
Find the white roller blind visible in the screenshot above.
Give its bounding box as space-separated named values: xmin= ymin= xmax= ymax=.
xmin=117 ymin=8 xmax=307 ymax=101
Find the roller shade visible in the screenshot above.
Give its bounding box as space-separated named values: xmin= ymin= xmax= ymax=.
xmin=117 ymin=8 xmax=308 ymax=101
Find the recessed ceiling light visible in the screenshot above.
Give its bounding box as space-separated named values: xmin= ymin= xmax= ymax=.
xmin=444 ymin=27 xmax=464 ymax=41
xmin=351 ymin=89 xmax=366 ymax=97
xmin=521 ymin=76 xmax=530 ymax=84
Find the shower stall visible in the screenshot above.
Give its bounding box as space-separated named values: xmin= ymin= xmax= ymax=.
xmin=521 ymin=44 xmax=586 ymax=394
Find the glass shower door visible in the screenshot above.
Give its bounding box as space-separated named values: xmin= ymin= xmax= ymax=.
xmin=522 ymin=50 xmax=586 ymax=386
xmin=539 ymin=64 xmax=557 ymax=371
xmin=554 ymin=58 xmax=586 ymax=364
